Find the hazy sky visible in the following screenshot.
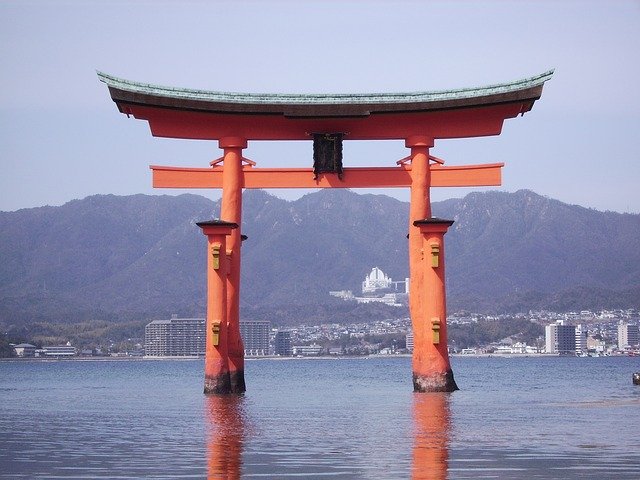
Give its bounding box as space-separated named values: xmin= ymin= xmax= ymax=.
xmin=1 ymin=1 xmax=639 ymax=213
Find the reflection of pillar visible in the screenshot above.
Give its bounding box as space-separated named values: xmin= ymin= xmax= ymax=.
xmin=220 ymin=137 xmax=247 ymax=394
xmin=205 ymin=395 xmax=245 ymax=480
xmin=412 ymin=219 xmax=458 ymax=392
xmin=197 ymin=220 xmax=237 ymax=394
xmin=412 ymin=393 xmax=451 ymax=480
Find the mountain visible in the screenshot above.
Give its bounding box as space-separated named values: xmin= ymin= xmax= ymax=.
xmin=241 ymin=189 xmax=409 ymax=306
xmin=0 ymin=194 xmax=214 ymax=323
xmin=1 ymin=189 xmax=639 ymax=326
xmin=435 ymin=190 xmax=640 ymax=311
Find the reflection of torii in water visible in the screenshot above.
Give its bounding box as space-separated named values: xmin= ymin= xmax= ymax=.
xmin=99 ymin=70 xmax=552 ymax=394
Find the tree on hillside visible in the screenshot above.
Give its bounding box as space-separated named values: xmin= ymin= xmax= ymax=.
xmin=0 ymin=334 xmax=16 ymax=358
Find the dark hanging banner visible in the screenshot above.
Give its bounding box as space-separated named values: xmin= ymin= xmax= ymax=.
xmin=313 ymin=133 xmax=344 ymax=179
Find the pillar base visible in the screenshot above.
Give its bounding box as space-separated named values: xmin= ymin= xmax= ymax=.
xmin=229 ymin=370 xmax=246 ymax=394
xmin=413 ymin=370 xmax=459 ymax=393
xmin=204 ymin=373 xmax=232 ymax=395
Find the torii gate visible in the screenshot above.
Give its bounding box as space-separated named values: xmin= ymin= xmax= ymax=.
xmin=99 ymin=70 xmax=552 ymax=394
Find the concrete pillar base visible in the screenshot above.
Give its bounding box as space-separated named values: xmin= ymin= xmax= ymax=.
xmin=204 ymin=373 xmax=232 ymax=395
xmin=229 ymin=370 xmax=246 ymax=394
xmin=413 ymin=371 xmax=459 ymax=393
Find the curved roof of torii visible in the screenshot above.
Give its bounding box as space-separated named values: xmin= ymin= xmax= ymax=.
xmin=98 ymin=70 xmax=553 ymax=141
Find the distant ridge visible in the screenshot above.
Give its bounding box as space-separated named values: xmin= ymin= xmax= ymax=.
xmin=1 ymin=189 xmax=638 ymax=326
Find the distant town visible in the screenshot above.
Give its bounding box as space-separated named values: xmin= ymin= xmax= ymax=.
xmin=8 ymin=310 xmax=640 ymax=360
xmin=6 ymin=267 xmax=640 ymax=359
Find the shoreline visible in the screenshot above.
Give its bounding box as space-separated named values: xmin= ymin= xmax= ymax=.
xmin=3 ymin=352 xmax=630 ymax=362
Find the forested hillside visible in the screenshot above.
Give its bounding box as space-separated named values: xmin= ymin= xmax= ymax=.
xmin=1 ymin=189 xmax=638 ymax=331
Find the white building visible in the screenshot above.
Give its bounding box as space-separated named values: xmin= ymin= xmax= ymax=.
xmin=144 ymin=316 xmax=205 ymax=357
xmin=618 ymin=322 xmax=639 ymax=350
xmin=405 ymin=332 xmax=414 ymax=352
xmin=362 ymin=267 xmax=392 ymax=293
xmin=545 ymin=320 xmax=576 ymax=354
xmin=329 ymin=290 xmax=355 ymax=300
xmin=43 ymin=342 xmax=77 ymax=357
xmin=354 ymin=293 xmax=401 ymax=306
xmin=292 ymin=344 xmax=323 ymax=356
xmin=510 ymin=342 xmax=540 ymax=354
xmin=587 ymin=336 xmax=606 ymax=353
xmin=330 ymin=268 xmax=409 ymax=306
xmin=240 ymin=320 xmax=270 ymax=356
xmin=575 ymin=324 xmax=588 ymax=355
xmin=12 ymin=343 xmax=36 ymax=357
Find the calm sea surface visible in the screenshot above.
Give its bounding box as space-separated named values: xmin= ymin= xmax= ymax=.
xmin=1 ymin=356 xmax=639 ymax=479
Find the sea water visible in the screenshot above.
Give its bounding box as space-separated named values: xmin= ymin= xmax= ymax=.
xmin=1 ymin=356 xmax=639 ymax=479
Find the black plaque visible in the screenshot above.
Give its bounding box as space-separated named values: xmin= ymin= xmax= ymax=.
xmin=313 ymin=133 xmax=344 ymax=179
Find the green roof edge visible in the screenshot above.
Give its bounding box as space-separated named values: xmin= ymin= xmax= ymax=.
xmin=96 ymin=69 xmax=554 ymax=106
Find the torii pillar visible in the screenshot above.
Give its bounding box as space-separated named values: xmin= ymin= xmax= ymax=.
xmin=413 ymin=218 xmax=457 ymax=392
xmin=219 ymin=137 xmax=247 ymax=394
xmin=197 ymin=220 xmax=237 ymax=394
xmin=407 ymin=136 xmax=457 ymax=392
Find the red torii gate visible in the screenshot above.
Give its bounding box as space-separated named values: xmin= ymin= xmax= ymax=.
xmin=99 ymin=70 xmax=552 ymax=394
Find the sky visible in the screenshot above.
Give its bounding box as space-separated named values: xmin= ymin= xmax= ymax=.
xmin=1 ymin=0 xmax=639 ymax=214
